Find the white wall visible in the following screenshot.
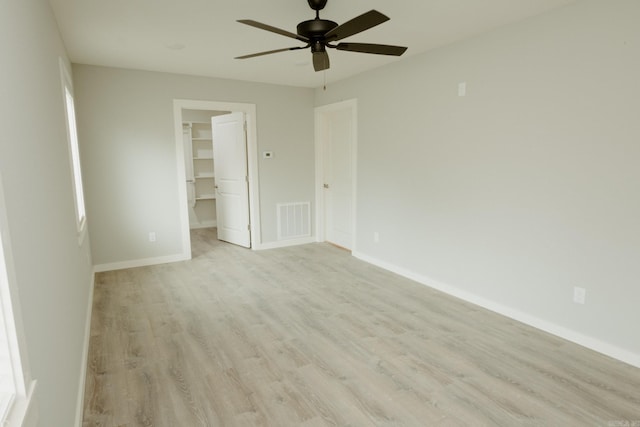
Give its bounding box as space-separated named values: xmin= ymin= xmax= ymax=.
xmin=182 ymin=109 xmax=229 ymax=123
xmin=0 ymin=0 xmax=94 ymax=425
xmin=72 ymin=65 xmax=315 ymax=266
xmin=315 ymin=0 xmax=640 ymax=365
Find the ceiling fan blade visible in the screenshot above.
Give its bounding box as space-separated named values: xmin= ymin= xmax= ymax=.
xmin=237 ymin=19 xmax=309 ymax=43
xmin=336 ymin=43 xmax=407 ymax=56
xmin=236 ymin=46 xmax=307 ymax=59
xmin=313 ymin=51 xmax=330 ymax=72
xmin=324 ymin=10 xmax=389 ymax=42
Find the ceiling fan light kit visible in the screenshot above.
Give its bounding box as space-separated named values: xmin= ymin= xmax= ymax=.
xmin=235 ymin=0 xmax=408 ymax=72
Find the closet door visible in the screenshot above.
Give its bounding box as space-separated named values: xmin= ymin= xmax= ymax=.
xmin=212 ymin=112 xmax=250 ymax=248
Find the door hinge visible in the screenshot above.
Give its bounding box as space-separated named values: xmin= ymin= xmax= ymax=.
xmin=247 ymin=224 xmax=251 ymax=231
xmin=243 ymin=121 xmax=247 ymax=132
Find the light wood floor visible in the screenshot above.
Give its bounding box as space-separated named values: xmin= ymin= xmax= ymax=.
xmin=83 ymin=228 xmax=640 ymax=426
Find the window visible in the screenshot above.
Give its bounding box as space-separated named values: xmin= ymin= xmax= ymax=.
xmin=60 ymin=59 xmax=87 ymax=242
xmin=0 ymin=223 xmax=17 ymax=419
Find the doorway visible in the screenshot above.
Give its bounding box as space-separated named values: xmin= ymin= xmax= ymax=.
xmin=182 ymin=109 xmax=229 ymax=230
xmin=314 ymin=99 xmax=357 ymax=251
xmin=173 ymin=100 xmax=260 ymax=259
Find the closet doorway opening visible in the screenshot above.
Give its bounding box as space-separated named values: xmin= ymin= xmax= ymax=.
xmin=182 ymin=109 xmax=228 ymax=231
xmin=173 ymin=100 xmax=260 ymax=259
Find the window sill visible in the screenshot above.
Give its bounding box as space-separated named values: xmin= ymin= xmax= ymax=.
xmin=2 ymin=380 xmax=37 ymax=427
xmin=0 ymin=392 xmax=12 ymax=422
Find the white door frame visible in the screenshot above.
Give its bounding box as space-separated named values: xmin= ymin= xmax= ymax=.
xmin=173 ymin=99 xmax=260 ymax=258
xmin=314 ymin=99 xmax=358 ymax=251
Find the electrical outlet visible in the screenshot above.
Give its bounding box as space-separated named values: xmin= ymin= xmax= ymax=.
xmin=458 ymin=82 xmax=467 ymax=97
xmin=149 ymin=232 xmax=156 ymax=243
xmin=374 ymin=232 xmax=380 ymax=243
xmin=573 ymin=286 xmax=586 ymax=304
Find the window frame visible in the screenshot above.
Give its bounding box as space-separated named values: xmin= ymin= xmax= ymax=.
xmin=0 ymin=173 xmax=37 ymax=426
xmin=59 ymin=59 xmax=88 ymax=245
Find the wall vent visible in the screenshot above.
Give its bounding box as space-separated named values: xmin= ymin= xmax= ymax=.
xmin=277 ymin=202 xmax=311 ymax=240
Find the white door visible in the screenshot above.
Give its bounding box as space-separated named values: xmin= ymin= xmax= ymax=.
xmin=212 ymin=112 xmax=251 ymax=248
xmin=320 ymin=105 xmax=355 ymax=250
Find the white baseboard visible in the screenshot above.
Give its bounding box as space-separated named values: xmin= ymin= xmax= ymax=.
xmin=254 ymin=236 xmax=315 ymax=250
xmin=74 ymin=272 xmax=95 ymax=427
xmin=353 ymin=250 xmax=640 ymax=369
xmin=94 ymin=253 xmax=190 ymax=273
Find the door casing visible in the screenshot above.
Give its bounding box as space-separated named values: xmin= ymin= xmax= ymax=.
xmin=173 ymin=99 xmax=260 ymax=258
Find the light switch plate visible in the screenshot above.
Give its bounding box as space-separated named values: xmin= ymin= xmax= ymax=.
xmin=573 ymin=286 xmax=586 ymax=304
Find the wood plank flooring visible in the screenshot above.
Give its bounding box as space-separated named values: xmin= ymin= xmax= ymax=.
xmin=83 ymin=228 xmax=640 ymax=426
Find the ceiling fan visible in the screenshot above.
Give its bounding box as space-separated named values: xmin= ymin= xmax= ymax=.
xmin=235 ymin=0 xmax=408 ymax=72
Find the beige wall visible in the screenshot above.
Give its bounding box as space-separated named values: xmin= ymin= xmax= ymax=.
xmin=0 ymin=0 xmax=94 ymax=425
xmin=316 ymin=0 xmax=640 ymax=362
xmin=72 ymin=65 xmax=315 ymax=265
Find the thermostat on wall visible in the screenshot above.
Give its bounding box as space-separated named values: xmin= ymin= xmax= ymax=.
xmin=263 ymin=151 xmax=274 ymax=159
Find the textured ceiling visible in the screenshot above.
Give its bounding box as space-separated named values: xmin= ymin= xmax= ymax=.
xmin=49 ymin=0 xmax=577 ymax=88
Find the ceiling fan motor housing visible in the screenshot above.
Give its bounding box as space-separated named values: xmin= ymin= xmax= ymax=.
xmin=297 ymin=19 xmax=338 ymax=40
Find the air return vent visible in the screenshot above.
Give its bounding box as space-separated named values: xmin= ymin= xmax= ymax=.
xmin=277 ymin=202 xmax=311 ymax=240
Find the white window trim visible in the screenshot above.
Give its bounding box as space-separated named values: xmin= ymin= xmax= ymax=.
xmin=0 ymin=173 xmax=37 ymax=427
xmin=59 ymin=59 xmax=88 ymax=245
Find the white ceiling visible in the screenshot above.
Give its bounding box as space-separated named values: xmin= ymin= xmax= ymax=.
xmin=49 ymin=0 xmax=576 ymax=89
